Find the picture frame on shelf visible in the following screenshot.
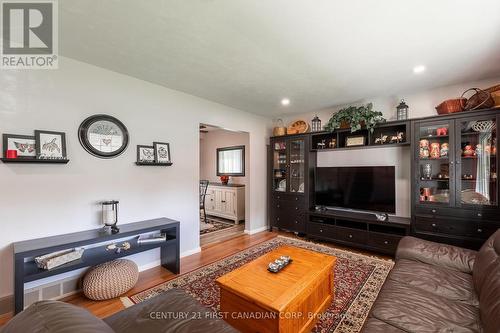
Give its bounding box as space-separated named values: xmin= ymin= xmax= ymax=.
xmin=153 ymin=142 xmax=171 ymax=164
xmin=345 ymin=135 xmax=366 ymax=147
xmin=2 ymin=134 xmax=36 ymax=159
xmin=35 ymin=130 xmax=67 ymax=159
xmin=137 ymin=145 xmax=155 ymax=163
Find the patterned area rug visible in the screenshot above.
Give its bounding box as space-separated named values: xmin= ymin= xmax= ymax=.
xmin=127 ymin=236 xmax=393 ymax=332
xmin=200 ymin=217 xmax=235 ymax=235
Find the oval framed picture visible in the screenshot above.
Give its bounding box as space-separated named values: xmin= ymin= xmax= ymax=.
xmin=78 ymin=115 xmax=129 ymax=158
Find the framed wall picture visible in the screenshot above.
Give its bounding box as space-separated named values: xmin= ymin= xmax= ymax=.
xmin=153 ymin=142 xmax=171 ymax=164
xmin=35 ymin=130 xmax=67 ymax=159
xmin=137 ymin=145 xmax=155 ymax=163
xmin=345 ymin=135 xmax=366 ymax=147
xmin=78 ymin=115 xmax=129 ymax=159
xmin=2 ymin=134 xmax=36 ymax=159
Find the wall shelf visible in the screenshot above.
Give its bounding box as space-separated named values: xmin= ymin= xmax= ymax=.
xmin=135 ymin=162 xmax=173 ymax=166
xmin=1 ymin=158 xmax=70 ymax=164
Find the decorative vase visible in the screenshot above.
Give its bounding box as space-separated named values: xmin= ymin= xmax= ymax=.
xmin=220 ymin=175 xmax=229 ymax=185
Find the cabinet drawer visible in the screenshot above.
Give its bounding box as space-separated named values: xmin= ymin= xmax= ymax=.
xmin=415 ymin=216 xmax=470 ymax=236
xmin=307 ymin=222 xmax=335 ymax=238
xmin=335 ymin=226 xmax=368 ymax=244
xmin=368 ymin=233 xmax=402 ymax=253
xmin=271 ymin=199 xmax=306 ymax=212
xmin=415 ymin=206 xmax=497 ymax=221
xmin=279 ymin=213 xmax=306 ymax=233
xmin=272 ymin=193 xmax=305 ymax=204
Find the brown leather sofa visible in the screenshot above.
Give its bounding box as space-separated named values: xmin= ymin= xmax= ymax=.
xmin=0 ymin=288 xmax=237 ymax=333
xmin=362 ymin=229 xmax=500 ymax=333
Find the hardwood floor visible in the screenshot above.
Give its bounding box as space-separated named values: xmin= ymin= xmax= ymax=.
xmin=0 ymin=230 xmax=390 ymax=326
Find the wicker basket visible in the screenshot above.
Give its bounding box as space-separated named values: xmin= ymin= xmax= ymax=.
xmin=461 ymin=88 xmax=495 ymax=110
xmin=82 ymin=259 xmax=138 ymax=300
xmin=435 ymin=98 xmax=466 ymax=115
xmin=273 ymin=119 xmax=287 ymax=136
xmin=492 ymin=91 xmax=500 ymax=107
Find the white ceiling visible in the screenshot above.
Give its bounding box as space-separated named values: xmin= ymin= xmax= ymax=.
xmin=60 ymin=0 xmax=500 ymax=117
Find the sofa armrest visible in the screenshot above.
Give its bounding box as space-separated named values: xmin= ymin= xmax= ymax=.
xmin=396 ymin=236 xmax=477 ymax=273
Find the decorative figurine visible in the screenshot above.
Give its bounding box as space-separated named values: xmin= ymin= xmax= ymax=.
xmin=375 ymin=135 xmax=388 ymax=144
xmin=440 ymin=142 xmax=449 ymax=157
xmin=419 ymin=139 xmax=430 ymax=158
xmin=436 ymin=127 xmax=448 ymax=136
xmin=328 ymin=138 xmax=337 ymax=149
xmin=389 ymin=132 xmax=404 ymax=143
xmin=463 ymin=145 xmax=475 ymax=157
xmin=430 ymin=142 xmax=441 ymax=159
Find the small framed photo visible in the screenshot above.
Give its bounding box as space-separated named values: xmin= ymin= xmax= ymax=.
xmin=2 ymin=134 xmax=36 ymax=159
xmin=345 ymin=135 xmax=366 ymax=147
xmin=153 ymin=142 xmax=171 ymax=164
xmin=35 ymin=130 xmax=67 ymax=159
xmin=137 ymin=145 xmax=155 ymax=163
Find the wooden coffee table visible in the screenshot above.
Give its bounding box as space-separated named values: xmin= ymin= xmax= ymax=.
xmin=216 ymin=245 xmax=336 ymax=333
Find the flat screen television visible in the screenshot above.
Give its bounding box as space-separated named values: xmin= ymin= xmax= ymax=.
xmin=315 ymin=166 xmax=396 ymax=213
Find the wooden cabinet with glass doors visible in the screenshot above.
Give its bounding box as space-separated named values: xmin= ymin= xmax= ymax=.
xmin=412 ymin=109 xmax=500 ymax=249
xmin=269 ymin=135 xmax=311 ymax=233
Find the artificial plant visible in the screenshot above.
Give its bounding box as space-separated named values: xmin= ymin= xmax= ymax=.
xmin=323 ymin=103 xmax=385 ymax=133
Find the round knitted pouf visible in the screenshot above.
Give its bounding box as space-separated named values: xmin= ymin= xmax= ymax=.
xmin=82 ymin=259 xmax=139 ymax=301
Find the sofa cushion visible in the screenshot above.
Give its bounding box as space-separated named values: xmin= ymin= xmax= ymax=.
xmin=388 ymin=259 xmax=478 ymax=305
xmin=472 ymin=229 xmax=500 ymax=333
xmin=370 ymin=279 xmax=482 ymax=332
xmin=104 ymin=288 xmax=237 ymax=333
xmin=361 ymin=318 xmax=406 ymax=332
xmin=0 ymin=300 xmax=114 ymax=333
xmin=396 ymin=236 xmax=476 ymax=273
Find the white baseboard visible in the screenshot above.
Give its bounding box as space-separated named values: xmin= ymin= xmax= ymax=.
xmin=244 ymin=225 xmax=269 ymax=235
xmin=138 ymin=260 xmax=161 ymax=272
xmin=181 ymin=246 xmax=201 ymax=257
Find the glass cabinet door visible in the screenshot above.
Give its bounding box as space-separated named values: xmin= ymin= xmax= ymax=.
xmin=272 ymin=140 xmax=287 ymax=192
xmin=289 ymin=139 xmax=305 ymax=193
xmin=415 ymin=121 xmax=454 ymax=206
xmin=456 ymin=117 xmax=497 ymax=207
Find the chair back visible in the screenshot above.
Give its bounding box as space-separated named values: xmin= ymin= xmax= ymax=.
xmin=199 ymin=180 xmax=209 ymax=204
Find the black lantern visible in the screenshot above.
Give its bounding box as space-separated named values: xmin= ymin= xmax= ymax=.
xmin=311 ymin=115 xmax=322 ymax=132
xmin=397 ymin=99 xmax=409 ymax=120
xmin=101 ymin=200 xmax=119 ymax=234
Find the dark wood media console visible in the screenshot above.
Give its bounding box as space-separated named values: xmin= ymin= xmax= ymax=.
xmin=13 ymin=218 xmax=180 ymax=314
xmin=307 ymin=209 xmax=410 ymax=255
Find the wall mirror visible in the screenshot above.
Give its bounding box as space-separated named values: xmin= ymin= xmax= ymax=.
xmin=217 ymin=145 xmax=245 ymax=176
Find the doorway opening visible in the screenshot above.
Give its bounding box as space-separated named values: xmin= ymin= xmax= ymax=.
xmin=199 ymin=124 xmax=249 ymax=246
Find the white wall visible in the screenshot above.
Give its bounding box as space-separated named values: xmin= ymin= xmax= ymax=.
xmin=0 ymin=57 xmax=271 ymax=298
xmin=279 ymin=77 xmax=500 ymax=217
xmin=199 ymin=129 xmax=250 ymax=186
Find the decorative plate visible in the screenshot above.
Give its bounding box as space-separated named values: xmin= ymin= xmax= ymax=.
xmin=78 ymin=115 xmax=129 ymax=158
xmin=461 ymin=189 xmax=490 ymax=205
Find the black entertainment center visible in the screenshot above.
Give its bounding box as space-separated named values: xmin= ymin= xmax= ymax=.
xmin=269 ymin=108 xmax=500 ymax=254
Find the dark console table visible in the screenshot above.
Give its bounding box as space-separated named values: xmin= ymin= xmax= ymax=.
xmin=13 ymin=217 xmax=180 ymax=314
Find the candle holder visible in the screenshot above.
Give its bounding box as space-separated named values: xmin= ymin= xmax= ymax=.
xmin=101 ymin=200 xmax=119 ymax=234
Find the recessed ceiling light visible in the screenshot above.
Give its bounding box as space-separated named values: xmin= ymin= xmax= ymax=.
xmin=413 ymin=65 xmax=426 ymax=74
xmin=281 ymin=98 xmax=291 ymax=106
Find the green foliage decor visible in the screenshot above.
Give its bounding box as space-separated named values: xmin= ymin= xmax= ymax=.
xmin=324 ymin=103 xmax=386 ymax=133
